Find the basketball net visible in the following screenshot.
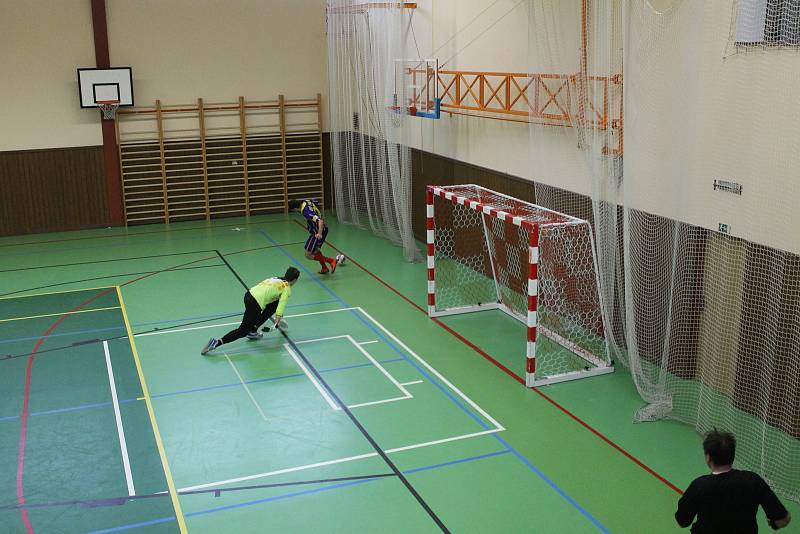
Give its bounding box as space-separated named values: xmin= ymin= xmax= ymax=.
xmin=97 ymin=100 xmax=120 ymax=120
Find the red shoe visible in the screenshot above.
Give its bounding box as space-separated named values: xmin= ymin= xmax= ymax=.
xmin=319 ymin=267 xmax=330 ymax=274
xmin=329 ymin=258 xmax=338 ymax=273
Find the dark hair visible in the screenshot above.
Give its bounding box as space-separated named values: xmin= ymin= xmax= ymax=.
xmin=703 ymin=430 xmax=736 ymax=466
xmin=287 ymin=199 xmax=301 ymax=211
xmin=283 ymin=266 xmax=300 ymax=282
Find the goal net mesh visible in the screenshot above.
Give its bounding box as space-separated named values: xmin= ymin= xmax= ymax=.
xmin=528 ymin=0 xmax=799 ymax=500
xmin=430 ymin=185 xmax=610 ymax=382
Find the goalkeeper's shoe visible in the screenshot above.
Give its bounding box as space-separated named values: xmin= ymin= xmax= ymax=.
xmin=201 ymin=338 xmax=221 ymax=355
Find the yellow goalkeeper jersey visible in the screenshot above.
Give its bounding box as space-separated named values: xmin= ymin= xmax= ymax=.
xmin=249 ymin=277 xmax=292 ymax=316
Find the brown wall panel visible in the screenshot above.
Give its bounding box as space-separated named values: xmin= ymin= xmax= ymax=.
xmin=410 ymin=148 xmax=534 ymax=242
xmin=0 ymin=146 xmax=109 ymax=236
xmin=322 ymin=132 xmax=333 ymax=208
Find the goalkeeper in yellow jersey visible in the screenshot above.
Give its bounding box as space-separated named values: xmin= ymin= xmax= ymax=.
xmin=201 ymin=267 xmax=299 ymax=355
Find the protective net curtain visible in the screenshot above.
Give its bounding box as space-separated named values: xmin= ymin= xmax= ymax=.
xmin=528 ymin=0 xmax=798 ymax=500
xmin=326 ymin=1 xmax=421 ymax=262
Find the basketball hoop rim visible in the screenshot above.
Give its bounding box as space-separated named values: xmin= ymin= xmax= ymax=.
xmin=97 ymin=100 xmax=120 ymax=120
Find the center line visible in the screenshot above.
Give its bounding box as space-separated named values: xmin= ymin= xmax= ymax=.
xmin=225 ymin=353 xmax=268 ymax=421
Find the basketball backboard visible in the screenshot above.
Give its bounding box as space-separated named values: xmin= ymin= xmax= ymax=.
xmin=77 ymin=67 xmax=134 ymax=108
xmin=392 ymin=58 xmax=439 ymax=119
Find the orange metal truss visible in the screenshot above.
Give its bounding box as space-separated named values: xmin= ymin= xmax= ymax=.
xmin=406 ymin=68 xmax=623 ymax=155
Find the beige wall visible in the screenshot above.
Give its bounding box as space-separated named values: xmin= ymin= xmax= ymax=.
xmin=108 ymin=0 xmax=327 ymax=114
xmin=404 ymin=0 xmax=799 ymax=253
xmin=0 ymin=0 xmax=328 ymax=151
xmin=625 ymin=0 xmax=800 ymax=254
xmin=0 ymin=1 xmax=101 ymax=150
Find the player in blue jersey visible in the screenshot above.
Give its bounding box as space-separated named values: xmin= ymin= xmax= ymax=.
xmin=288 ymin=198 xmax=343 ymax=274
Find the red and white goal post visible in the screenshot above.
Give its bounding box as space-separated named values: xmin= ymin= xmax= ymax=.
xmin=426 ymin=184 xmax=613 ymax=387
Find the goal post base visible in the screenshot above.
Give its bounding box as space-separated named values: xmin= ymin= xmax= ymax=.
xmin=429 ymin=303 xmax=501 ymax=318
xmin=526 ymin=365 xmax=615 ymax=388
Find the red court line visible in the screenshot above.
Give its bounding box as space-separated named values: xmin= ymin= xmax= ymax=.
xmin=305 ymin=222 xmax=683 ymax=496
xmin=12 ymin=240 xmax=301 ymax=531
xmin=16 ymin=287 xmax=117 ymax=533
xmin=13 ymin=252 xmax=222 ymax=532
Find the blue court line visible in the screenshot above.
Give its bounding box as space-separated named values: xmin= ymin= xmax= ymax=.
xmin=150 ymin=357 xmax=404 ymax=401
xmin=0 ymin=358 xmax=406 ymax=421
xmin=87 ymin=515 xmax=177 ymax=534
xmin=0 ymin=325 xmax=126 ymax=346
xmin=404 ymin=449 xmax=511 ymax=474
xmin=89 ymin=448 xmax=508 ymax=531
xmin=0 ymin=398 xmax=138 ymax=422
xmin=188 ymin=448 xmax=510 ymax=519
xmin=0 ymin=300 xmax=338 ymax=346
xmin=257 ymin=227 xmax=610 ymax=532
xmin=495 ymin=435 xmax=610 ymax=533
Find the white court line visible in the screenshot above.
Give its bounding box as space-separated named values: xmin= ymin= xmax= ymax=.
xmin=294 ymin=334 xmax=411 ymax=406
xmin=293 ymin=334 xmax=350 ymax=344
xmin=225 ymin=353 xmax=268 ymax=421
xmin=177 ymin=452 xmax=377 ymax=493
xmin=348 ymin=396 xmax=409 ymax=409
xmin=103 ymin=341 xmax=135 ymax=497
xmin=384 ymin=429 xmax=500 ymax=454
xmin=346 ymin=335 xmax=411 ymax=398
xmin=138 ymin=306 xmax=503 ymax=432
xmin=355 ymin=307 xmax=505 ymax=432
xmin=176 ymin=428 xmax=502 ymax=493
xmin=284 ymin=344 xmax=340 ymax=410
xmin=135 ymin=307 xmax=357 ymax=337
xmin=167 ymin=306 xmax=505 ymax=495
xmin=358 ymin=340 xmax=379 ymax=345
xmin=400 ymin=380 xmax=424 ymax=386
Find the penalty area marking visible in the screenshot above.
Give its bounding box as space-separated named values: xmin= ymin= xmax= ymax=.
xmin=289 ymin=334 xmax=413 ymax=410
xmin=137 ymin=306 xmax=503 ymax=431
xmin=140 ymin=306 xmax=504 ymax=495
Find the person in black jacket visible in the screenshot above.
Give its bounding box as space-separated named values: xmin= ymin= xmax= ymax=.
xmin=676 ymin=430 xmax=791 ymax=533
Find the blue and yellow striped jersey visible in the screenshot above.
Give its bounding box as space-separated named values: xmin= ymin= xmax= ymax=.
xmin=300 ymin=200 xmax=323 ymax=233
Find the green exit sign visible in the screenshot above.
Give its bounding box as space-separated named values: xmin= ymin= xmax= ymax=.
xmin=719 ymin=223 xmax=729 ymax=234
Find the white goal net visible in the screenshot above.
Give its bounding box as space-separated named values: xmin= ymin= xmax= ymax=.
xmin=427 ymin=184 xmax=613 ymax=386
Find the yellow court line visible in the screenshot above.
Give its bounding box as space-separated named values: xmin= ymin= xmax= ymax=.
xmin=0 ymin=306 xmax=121 ymax=323
xmin=116 ymin=286 xmax=187 ymax=533
xmin=0 ymin=285 xmax=116 ymax=301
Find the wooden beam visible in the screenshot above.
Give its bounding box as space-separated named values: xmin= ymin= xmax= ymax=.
xmin=239 ymin=96 xmax=250 ymax=216
xmin=90 ymin=0 xmax=124 ymax=226
xmin=279 ymin=94 xmax=289 ymax=213
xmin=198 ymin=98 xmax=210 ymax=219
xmin=316 ymin=93 xmax=325 ymax=209
xmin=156 ymin=99 xmax=169 ymax=221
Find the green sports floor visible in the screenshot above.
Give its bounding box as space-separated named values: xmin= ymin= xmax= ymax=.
xmin=1 ymin=214 xmax=797 ymax=533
